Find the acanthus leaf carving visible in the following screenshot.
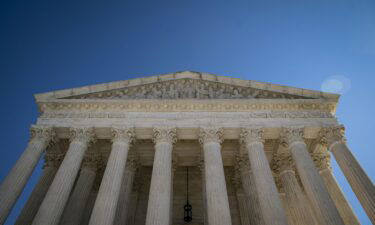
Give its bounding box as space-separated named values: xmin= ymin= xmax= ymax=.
xmin=69 ymin=127 xmax=96 ymax=145
xmin=153 ymin=127 xmax=177 ymax=144
xmin=111 ymin=126 xmax=135 ymax=144
xmin=319 ymin=125 xmax=346 ymax=149
xmin=280 ymin=126 xmax=305 ymax=147
xmin=198 ymin=127 xmax=223 ymax=145
xmin=240 ymin=127 xmax=264 ymax=144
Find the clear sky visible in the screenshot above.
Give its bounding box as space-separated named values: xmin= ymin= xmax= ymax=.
xmin=1 ymin=0 xmax=374 ymax=224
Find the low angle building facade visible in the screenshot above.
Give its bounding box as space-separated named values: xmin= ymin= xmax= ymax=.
xmin=0 ymin=71 xmax=374 ymax=225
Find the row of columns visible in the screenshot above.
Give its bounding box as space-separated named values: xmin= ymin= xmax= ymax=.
xmin=0 ymin=125 xmax=374 ymax=225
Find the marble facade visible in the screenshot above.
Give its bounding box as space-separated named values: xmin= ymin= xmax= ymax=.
xmin=0 ymin=71 xmax=374 ymax=225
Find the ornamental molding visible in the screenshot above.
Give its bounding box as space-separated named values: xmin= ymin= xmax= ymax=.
xmin=39 ymin=111 xmax=334 ymax=120
xmin=198 ymin=127 xmax=224 ymax=145
xmin=69 ymin=127 xmax=96 ymax=144
xmin=37 ymin=99 xmax=337 ymax=114
xmin=240 ymin=127 xmax=264 ymax=144
xmin=280 ymin=126 xmax=305 ymax=147
xmin=111 ymin=126 xmax=135 ymax=144
xmin=319 ymin=125 xmax=346 ymax=149
xmin=153 ymin=127 xmax=177 ymax=144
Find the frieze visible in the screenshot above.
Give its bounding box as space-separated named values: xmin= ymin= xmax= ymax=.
xmin=64 ymin=79 xmax=313 ymax=100
xmin=38 ymin=100 xmax=336 ymax=114
xmin=39 ymin=111 xmax=334 ymax=119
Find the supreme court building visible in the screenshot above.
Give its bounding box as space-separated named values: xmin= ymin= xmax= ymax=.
xmin=0 ymin=71 xmax=374 ymax=225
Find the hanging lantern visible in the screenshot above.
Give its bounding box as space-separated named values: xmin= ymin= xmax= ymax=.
xmin=184 ymin=167 xmax=192 ymax=222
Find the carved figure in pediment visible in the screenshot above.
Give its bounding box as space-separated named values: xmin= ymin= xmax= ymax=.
xmin=168 ymin=82 xmax=178 ymax=98
xmin=135 ymin=86 xmax=147 ymax=99
xmin=186 ymin=80 xmax=196 ymax=98
xmin=197 ymin=82 xmax=209 ymax=99
xmin=249 ymin=90 xmax=259 ymax=99
xmin=150 ymin=86 xmax=162 ymax=99
xmin=232 ymin=88 xmax=243 ymax=98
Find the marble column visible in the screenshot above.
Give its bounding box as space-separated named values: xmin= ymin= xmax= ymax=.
xmin=198 ymin=153 xmax=208 ymax=225
xmin=274 ymin=153 xmax=318 ymax=225
xmin=15 ymin=150 xmax=63 ymax=225
xmin=145 ymin=127 xmax=177 ymax=225
xmin=114 ymin=156 xmax=138 ymax=225
xmin=89 ymin=127 xmax=135 ymax=225
xmin=280 ymin=127 xmax=344 ymax=225
xmin=240 ymin=127 xmax=288 ymax=225
xmin=320 ymin=125 xmax=375 ymax=223
xmin=60 ymin=153 xmax=100 ymax=225
xmin=237 ymin=155 xmax=264 ymax=225
xmin=32 ymin=127 xmax=95 ymax=225
xmin=311 ymin=149 xmax=360 ymax=225
xmin=233 ymin=171 xmax=250 ymax=225
xmin=170 ymin=156 xmax=177 ymax=225
xmin=199 ymin=127 xmax=232 ymax=225
xmin=0 ymin=125 xmax=55 ymax=224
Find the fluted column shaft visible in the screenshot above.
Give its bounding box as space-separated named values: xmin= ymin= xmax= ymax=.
xmin=236 ymin=191 xmax=250 ymax=225
xmin=322 ymin=169 xmax=360 ymax=225
xmin=238 ymin=159 xmax=264 ymax=225
xmin=0 ymin=126 xmax=55 ymax=224
xmin=241 ymin=128 xmax=288 ymax=225
xmin=145 ymin=127 xmax=177 ymax=225
xmin=198 ymin=156 xmax=208 ymax=225
xmin=32 ymin=127 xmax=95 ymax=225
xmin=114 ymin=159 xmax=137 ymax=225
xmin=279 ymin=170 xmax=318 ymax=225
xmin=81 ymin=191 xmax=98 ymax=225
xmin=15 ymin=154 xmax=61 ymax=225
xmin=60 ymin=160 xmax=98 ymax=225
xmin=320 ymin=125 xmax=375 ymax=223
xmin=312 ymin=149 xmax=360 ymax=225
xmin=281 ymin=127 xmax=344 ymax=225
xmin=89 ymin=127 xmax=134 ymax=225
xmin=199 ymin=127 xmax=232 ymax=225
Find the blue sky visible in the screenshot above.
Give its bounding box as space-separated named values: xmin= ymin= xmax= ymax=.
xmin=0 ymin=0 xmax=374 ymax=224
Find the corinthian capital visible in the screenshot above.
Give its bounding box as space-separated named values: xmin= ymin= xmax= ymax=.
xmin=319 ymin=125 xmax=346 ymax=149
xmin=240 ymin=127 xmax=264 ymax=144
xmin=111 ymin=126 xmax=135 ymax=144
xmin=153 ymin=127 xmax=177 ymax=144
xmin=280 ymin=126 xmax=305 ymax=147
xmin=311 ymin=151 xmax=331 ymax=171
xmin=69 ymin=127 xmax=96 ymax=144
xmin=272 ymin=153 xmax=294 ymax=174
xmin=198 ymin=127 xmax=223 ymax=145
xmin=30 ymin=125 xmax=56 ymax=143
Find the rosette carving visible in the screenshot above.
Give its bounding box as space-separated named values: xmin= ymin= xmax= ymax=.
xmin=280 ymin=126 xmax=305 ymax=147
xmin=198 ymin=127 xmax=223 ymax=144
xmin=319 ymin=125 xmax=346 ymax=149
xmin=111 ymin=126 xmax=135 ymax=144
xmin=240 ymin=127 xmax=264 ymax=144
xmin=153 ymin=127 xmax=177 ymax=144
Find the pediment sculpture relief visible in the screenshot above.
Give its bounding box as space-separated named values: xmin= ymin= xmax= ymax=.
xmin=66 ymin=79 xmax=312 ymax=100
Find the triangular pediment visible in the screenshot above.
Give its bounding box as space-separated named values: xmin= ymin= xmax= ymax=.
xmin=34 ymin=71 xmax=339 ymax=101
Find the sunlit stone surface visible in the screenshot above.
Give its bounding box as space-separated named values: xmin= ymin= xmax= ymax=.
xmin=1 ymin=71 xmax=373 ymax=225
